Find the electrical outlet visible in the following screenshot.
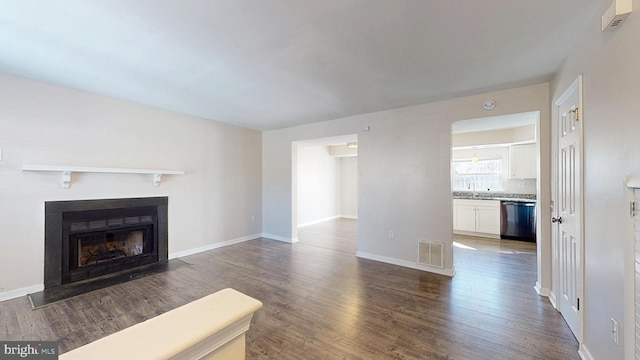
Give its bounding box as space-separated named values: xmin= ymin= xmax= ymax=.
xmin=250 ymin=216 xmax=256 ymax=223
xmin=611 ymin=317 xmax=619 ymax=345
xmin=388 ymin=230 xmax=394 ymax=239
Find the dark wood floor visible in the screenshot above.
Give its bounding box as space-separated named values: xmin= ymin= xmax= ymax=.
xmin=0 ymin=218 xmax=578 ymax=359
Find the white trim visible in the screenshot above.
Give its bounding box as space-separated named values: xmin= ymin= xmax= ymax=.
xmin=578 ymin=343 xmax=594 ymax=360
xmin=172 ymin=313 xmax=254 ymax=360
xmin=626 ymin=174 xmax=640 ymax=189
xmin=169 ymin=234 xmax=261 ymax=259
xmin=534 ymin=282 xmax=550 ymax=297
xmin=535 ymin=283 xmax=559 ymax=313
xmin=340 ymin=215 xmax=358 ymax=220
xmin=548 ymin=290 xmax=558 ymax=310
xmin=576 ymin=74 xmax=585 ymax=344
xmin=356 ymin=251 xmax=455 ymax=277
xmin=297 ymin=215 xmax=340 ymax=228
xmin=261 ymin=233 xmax=299 ymax=243
xmin=555 ymin=76 xmax=581 ymax=106
xmin=627 ymin=188 xmax=639 ymax=359
xmin=0 ymin=284 xmax=44 ymax=302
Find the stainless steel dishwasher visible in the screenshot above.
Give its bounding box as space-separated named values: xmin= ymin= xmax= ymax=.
xmin=500 ymin=201 xmax=536 ymax=242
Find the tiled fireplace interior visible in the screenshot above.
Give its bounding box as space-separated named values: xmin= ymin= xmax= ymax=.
xmin=44 ymin=197 xmax=168 ymax=289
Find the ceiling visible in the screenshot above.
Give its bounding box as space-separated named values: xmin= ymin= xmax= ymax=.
xmin=0 ymin=1 xmax=601 ymax=131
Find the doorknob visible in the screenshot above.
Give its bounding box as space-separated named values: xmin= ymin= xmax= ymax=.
xmin=552 ymin=216 xmax=563 ymax=224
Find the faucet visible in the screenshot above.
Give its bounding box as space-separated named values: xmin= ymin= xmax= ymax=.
xmin=468 ymin=182 xmax=477 ymax=198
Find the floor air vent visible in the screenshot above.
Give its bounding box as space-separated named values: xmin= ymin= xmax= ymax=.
xmin=418 ymin=241 xmax=444 ymax=268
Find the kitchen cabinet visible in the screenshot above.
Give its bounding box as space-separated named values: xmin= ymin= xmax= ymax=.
xmin=509 ymin=144 xmax=536 ymax=179
xmin=453 ymin=199 xmax=500 ymax=238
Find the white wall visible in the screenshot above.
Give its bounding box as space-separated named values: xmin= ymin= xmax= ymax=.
xmin=262 ymin=83 xmax=550 ymax=278
xmin=452 ymin=147 xmax=537 ymax=194
xmin=551 ymin=1 xmax=640 ymax=358
xmin=296 ymin=144 xmax=340 ymax=226
xmin=295 ymin=144 xmax=358 ymax=227
xmin=0 ymin=74 xmax=262 ymax=300
xmin=452 ymin=124 xmax=536 ymax=147
xmin=340 ymin=156 xmax=358 ymax=218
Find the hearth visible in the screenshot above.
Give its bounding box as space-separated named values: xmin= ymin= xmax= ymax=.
xmin=44 ymin=197 xmax=168 ymax=289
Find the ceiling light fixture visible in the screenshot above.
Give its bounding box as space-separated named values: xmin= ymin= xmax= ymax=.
xmin=346 ymin=142 xmax=358 ymax=149
xmin=483 ymin=99 xmax=496 ymax=110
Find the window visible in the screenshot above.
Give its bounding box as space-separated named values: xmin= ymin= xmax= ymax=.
xmin=452 ymin=157 xmax=502 ymax=191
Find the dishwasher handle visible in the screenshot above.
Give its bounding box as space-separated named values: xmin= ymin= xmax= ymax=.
xmin=501 ymin=201 xmax=535 ymax=207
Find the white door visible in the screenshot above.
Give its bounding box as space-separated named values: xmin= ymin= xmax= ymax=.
xmin=554 ymin=76 xmax=583 ymax=339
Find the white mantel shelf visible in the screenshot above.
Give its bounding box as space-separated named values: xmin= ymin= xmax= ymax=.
xmin=627 ymin=175 xmax=640 ymax=189
xmin=22 ymin=165 xmax=185 ymax=188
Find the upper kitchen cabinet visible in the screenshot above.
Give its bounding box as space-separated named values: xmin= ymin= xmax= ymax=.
xmin=509 ymin=144 xmax=536 ymax=179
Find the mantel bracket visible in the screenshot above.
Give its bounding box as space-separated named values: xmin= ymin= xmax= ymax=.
xmin=62 ymin=171 xmax=71 ymax=189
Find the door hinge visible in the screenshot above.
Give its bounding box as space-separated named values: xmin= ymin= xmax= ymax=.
xmin=577 ymin=298 xmax=580 ymax=311
xmin=632 ymin=202 xmax=637 ymax=217
xmin=570 ymin=107 xmax=580 ymax=122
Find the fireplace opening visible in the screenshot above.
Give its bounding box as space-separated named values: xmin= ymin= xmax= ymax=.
xmin=66 ymin=217 xmax=157 ymax=283
xmin=75 ymin=227 xmax=149 ymax=268
xmin=45 ymin=197 xmax=168 ymax=289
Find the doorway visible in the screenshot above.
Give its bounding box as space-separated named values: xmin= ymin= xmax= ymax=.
xmin=451 ymin=111 xmax=541 ymax=279
xmin=292 ymin=134 xmax=358 ymax=252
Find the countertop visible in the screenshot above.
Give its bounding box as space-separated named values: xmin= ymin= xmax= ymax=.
xmin=452 ymin=191 xmax=536 ymax=203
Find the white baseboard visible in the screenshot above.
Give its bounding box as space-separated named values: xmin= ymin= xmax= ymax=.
xmin=548 ymin=290 xmax=558 ymax=309
xmin=534 ymin=282 xmax=550 ymax=297
xmin=356 ymin=251 xmax=455 ymax=277
xmin=297 ymin=216 xmax=340 ymax=228
xmin=578 ymin=343 xmax=594 ymax=360
xmin=0 ymin=284 xmax=44 ymax=303
xmin=261 ymin=233 xmax=299 ymax=243
xmin=340 ymin=215 xmax=358 ymax=220
xmin=169 ymin=233 xmax=262 ymax=259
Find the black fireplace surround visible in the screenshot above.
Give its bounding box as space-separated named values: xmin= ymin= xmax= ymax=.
xmin=44 ymin=197 xmax=168 ymax=289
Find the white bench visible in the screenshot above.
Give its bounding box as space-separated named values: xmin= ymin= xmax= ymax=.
xmin=59 ymin=288 xmax=263 ymax=360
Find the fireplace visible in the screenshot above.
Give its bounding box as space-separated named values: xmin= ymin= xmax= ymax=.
xmin=44 ymin=197 xmax=168 ymax=289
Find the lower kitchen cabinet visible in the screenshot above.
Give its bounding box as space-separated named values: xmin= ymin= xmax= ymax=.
xmin=453 ymin=199 xmax=500 ymax=238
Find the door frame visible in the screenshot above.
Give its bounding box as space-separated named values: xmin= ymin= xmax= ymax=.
xmin=450 ymin=112 xmax=542 ymax=280
xmin=291 ymin=134 xmax=359 ymax=238
xmin=552 ymin=75 xmax=585 ymax=343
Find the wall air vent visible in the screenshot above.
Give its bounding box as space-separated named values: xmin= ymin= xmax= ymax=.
xmin=602 ymin=0 xmax=632 ymax=32
xmin=418 ymin=241 xmax=444 ymax=268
